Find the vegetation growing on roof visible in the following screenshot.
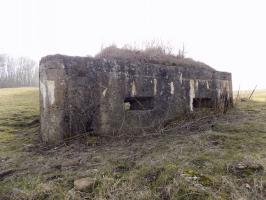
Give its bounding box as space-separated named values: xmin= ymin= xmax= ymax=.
xmin=95 ymin=43 xmax=214 ymax=70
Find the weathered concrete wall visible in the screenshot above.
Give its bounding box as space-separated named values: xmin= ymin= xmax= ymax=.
xmin=40 ymin=55 xmax=233 ymax=144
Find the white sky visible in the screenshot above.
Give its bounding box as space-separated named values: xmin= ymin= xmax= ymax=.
xmin=0 ymin=0 xmax=265 ymax=90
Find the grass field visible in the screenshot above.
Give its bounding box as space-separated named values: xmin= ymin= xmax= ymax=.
xmin=0 ymin=88 xmax=266 ymax=199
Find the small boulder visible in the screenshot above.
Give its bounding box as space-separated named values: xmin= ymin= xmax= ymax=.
xmin=74 ymin=177 xmax=96 ymax=192
xmin=228 ymin=161 xmax=264 ymax=178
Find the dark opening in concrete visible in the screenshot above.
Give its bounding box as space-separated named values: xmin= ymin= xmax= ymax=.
xmin=124 ymin=97 xmax=154 ymax=110
xmin=193 ymin=98 xmax=212 ymax=108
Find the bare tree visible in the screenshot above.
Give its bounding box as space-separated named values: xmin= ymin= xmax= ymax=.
xmin=0 ymin=54 xmax=38 ymax=88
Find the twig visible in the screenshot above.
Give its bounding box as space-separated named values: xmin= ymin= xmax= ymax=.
xmin=248 ymin=85 xmax=257 ymax=100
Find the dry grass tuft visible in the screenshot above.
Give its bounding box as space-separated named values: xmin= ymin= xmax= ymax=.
xmin=95 ymin=44 xmax=214 ymax=70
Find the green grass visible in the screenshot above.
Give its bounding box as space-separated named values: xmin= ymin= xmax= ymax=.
xmin=0 ymin=88 xmax=39 ymax=155
xmin=1 ymin=88 xmax=266 ymax=199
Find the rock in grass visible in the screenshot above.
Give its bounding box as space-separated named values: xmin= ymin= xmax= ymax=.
xmin=228 ymin=161 xmax=264 ymax=178
xmin=74 ymin=177 xmax=96 ymax=191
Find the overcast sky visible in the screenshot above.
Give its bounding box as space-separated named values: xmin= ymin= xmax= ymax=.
xmin=0 ymin=0 xmax=265 ymax=90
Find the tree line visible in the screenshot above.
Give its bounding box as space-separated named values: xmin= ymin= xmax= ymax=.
xmin=0 ymin=54 xmax=38 ymax=88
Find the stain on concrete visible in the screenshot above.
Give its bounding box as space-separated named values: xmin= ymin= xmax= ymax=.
xmin=102 ymin=88 xmax=107 ymax=97
xmin=179 ymin=73 xmax=183 ymax=84
xmin=47 ymin=80 xmax=55 ymax=105
xmin=40 ymin=81 xmax=46 ymax=108
xmin=131 ymin=81 xmax=137 ymax=96
xmin=153 ymin=78 xmax=157 ymax=95
xmin=170 ymin=82 xmax=174 ymax=95
xmin=189 ymin=80 xmax=196 ymax=112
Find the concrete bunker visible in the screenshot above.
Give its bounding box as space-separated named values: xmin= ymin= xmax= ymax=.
xmin=39 ymin=54 xmax=233 ymax=144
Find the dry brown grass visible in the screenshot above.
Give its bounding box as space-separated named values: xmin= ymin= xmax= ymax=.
xmin=95 ymin=44 xmax=214 ymax=70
